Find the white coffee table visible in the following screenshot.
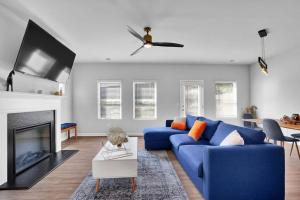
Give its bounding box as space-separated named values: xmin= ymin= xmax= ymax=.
xmin=92 ymin=137 xmax=138 ymax=192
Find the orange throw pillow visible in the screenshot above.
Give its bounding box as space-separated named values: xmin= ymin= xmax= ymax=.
xmin=188 ymin=120 xmax=207 ymax=141
xmin=171 ymin=120 xmax=186 ymax=130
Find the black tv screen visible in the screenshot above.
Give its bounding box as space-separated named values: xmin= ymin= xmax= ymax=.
xmin=14 ymin=20 xmax=76 ymax=83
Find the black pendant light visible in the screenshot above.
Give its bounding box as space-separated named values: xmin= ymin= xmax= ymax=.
xmin=258 ymin=29 xmax=269 ymax=75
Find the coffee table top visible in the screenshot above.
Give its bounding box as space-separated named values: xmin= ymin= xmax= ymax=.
xmin=93 ymin=137 xmax=137 ymax=161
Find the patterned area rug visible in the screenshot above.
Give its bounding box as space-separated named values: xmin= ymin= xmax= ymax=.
xmin=70 ymin=150 xmax=188 ymax=200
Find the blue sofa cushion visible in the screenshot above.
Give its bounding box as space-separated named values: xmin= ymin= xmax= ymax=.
xmin=186 ymin=115 xmax=199 ymax=130
xmin=144 ymin=127 xmax=188 ymax=141
xmin=179 ymin=145 xmax=205 ymax=177
xmin=170 ymin=134 xmax=210 ymax=150
xmin=198 ymin=117 xmax=221 ymax=140
xmin=210 ymin=122 xmax=266 ymax=146
xmin=61 ymin=123 xmax=77 ymax=129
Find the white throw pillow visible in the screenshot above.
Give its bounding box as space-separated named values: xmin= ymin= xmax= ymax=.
xmin=220 ymin=130 xmax=245 ymax=146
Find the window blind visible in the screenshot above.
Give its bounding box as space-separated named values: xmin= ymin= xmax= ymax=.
xmin=98 ymin=81 xmax=121 ymax=119
xmin=133 ymin=81 xmax=157 ymax=119
xmin=215 ymin=82 xmax=237 ymax=118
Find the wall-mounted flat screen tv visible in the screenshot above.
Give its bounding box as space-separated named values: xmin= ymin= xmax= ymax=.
xmin=13 ymin=19 xmax=76 ymax=83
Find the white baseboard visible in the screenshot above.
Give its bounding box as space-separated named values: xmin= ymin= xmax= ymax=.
xmin=77 ymin=132 xmax=143 ymax=137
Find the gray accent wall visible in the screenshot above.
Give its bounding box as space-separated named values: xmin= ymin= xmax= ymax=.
xmin=72 ymin=63 xmax=250 ymax=134
xmin=250 ymin=46 xmax=300 ymax=119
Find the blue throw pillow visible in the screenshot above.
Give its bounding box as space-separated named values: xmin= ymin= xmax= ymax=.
xmin=198 ymin=117 xmax=221 ymax=140
xmin=186 ymin=115 xmax=199 ymax=130
xmin=210 ymin=122 xmax=266 ymax=146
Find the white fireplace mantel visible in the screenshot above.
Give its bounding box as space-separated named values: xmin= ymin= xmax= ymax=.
xmin=0 ymin=91 xmax=62 ymax=185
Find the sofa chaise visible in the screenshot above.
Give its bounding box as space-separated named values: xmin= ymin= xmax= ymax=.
xmin=143 ymin=115 xmax=285 ymax=200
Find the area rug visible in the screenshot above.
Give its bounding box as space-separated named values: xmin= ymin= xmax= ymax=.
xmin=70 ymin=150 xmax=188 ymax=200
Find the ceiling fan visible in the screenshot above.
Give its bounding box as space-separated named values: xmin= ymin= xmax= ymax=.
xmin=127 ymin=26 xmax=184 ymax=56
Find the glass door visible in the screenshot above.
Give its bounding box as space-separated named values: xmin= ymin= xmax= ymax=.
xmin=180 ymin=80 xmax=204 ymax=117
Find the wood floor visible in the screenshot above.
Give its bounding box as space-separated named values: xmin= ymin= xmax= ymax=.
xmin=0 ymin=136 xmax=299 ymax=200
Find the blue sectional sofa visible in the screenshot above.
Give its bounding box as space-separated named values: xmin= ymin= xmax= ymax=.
xmin=143 ymin=115 xmax=285 ymax=200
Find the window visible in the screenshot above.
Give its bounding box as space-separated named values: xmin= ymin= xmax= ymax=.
xmin=180 ymin=80 xmax=204 ymax=117
xmin=133 ymin=81 xmax=157 ymax=120
xmin=215 ymin=81 xmax=237 ymax=118
xmin=98 ymin=81 xmax=121 ymax=119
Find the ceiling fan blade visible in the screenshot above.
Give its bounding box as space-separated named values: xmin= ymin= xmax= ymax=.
xmin=127 ymin=26 xmax=144 ymax=42
xmin=130 ymin=46 xmax=144 ymax=56
xmin=152 ymin=42 xmax=184 ymax=47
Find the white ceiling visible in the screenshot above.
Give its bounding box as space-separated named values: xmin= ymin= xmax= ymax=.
xmin=2 ymin=0 xmax=300 ymax=64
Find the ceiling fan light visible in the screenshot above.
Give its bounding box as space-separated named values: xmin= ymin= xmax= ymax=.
xmin=144 ymin=43 xmax=152 ymax=48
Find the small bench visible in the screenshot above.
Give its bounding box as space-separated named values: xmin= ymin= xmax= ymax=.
xmin=61 ymin=123 xmax=77 ymax=141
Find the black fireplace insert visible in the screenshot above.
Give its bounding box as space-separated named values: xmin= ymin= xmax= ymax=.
xmin=14 ymin=122 xmax=52 ymax=175
xmin=7 ymin=111 xmax=55 ymax=183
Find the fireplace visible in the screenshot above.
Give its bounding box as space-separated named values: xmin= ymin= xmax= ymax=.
xmin=7 ymin=111 xmax=55 ymax=183
xmin=0 ymin=92 xmax=78 ymax=190
xmin=14 ymin=123 xmax=52 ymax=175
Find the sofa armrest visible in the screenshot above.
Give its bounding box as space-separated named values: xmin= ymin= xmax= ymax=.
xmin=202 ymin=144 xmax=284 ymax=200
xmin=166 ymin=120 xmax=174 ymax=127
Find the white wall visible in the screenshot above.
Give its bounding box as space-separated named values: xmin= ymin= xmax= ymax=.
xmin=250 ymin=46 xmax=300 ymax=119
xmin=61 ymin=75 xmax=73 ymax=122
xmin=0 ymin=4 xmax=73 ymax=123
xmin=72 ymin=63 xmax=250 ymax=134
